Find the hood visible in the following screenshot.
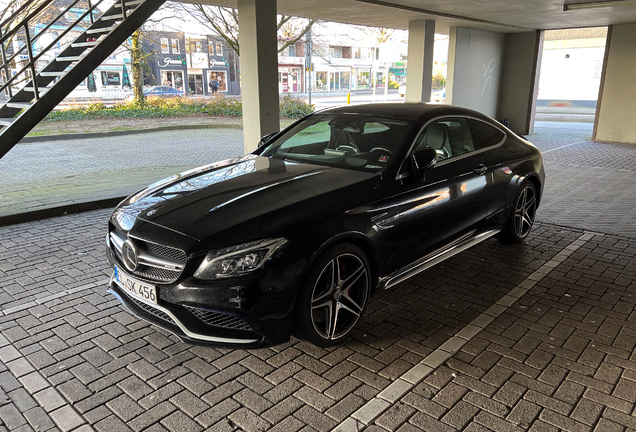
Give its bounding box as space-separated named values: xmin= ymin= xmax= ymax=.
xmin=112 ymin=155 xmax=380 ymax=246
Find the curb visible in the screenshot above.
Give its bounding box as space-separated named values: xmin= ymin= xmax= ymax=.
xmin=20 ymin=123 xmax=244 ymax=144
xmin=0 ymin=196 xmax=125 ymax=227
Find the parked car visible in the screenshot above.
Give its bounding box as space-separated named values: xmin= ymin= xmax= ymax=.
xmin=106 ymin=103 xmax=545 ymax=348
xmin=432 ymin=87 xmax=446 ymax=103
xmin=126 ymin=86 xmax=184 ymax=101
xmin=398 ymin=84 xmax=446 ymax=103
xmin=398 ymin=82 xmax=406 ymax=97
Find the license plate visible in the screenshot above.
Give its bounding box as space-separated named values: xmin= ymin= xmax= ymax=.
xmin=113 ymin=265 xmax=157 ymax=305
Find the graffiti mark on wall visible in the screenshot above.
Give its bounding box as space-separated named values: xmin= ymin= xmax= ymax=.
xmin=482 ymin=59 xmax=497 ymax=97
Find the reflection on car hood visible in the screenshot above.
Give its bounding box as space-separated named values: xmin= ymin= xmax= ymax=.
xmin=112 ymin=155 xmax=379 ymax=245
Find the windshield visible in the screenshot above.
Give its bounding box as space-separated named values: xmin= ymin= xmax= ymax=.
xmin=261 ymin=114 xmax=411 ymax=173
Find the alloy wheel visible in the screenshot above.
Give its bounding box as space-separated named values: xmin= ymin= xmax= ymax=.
xmin=310 ymin=253 xmax=368 ymax=341
xmin=514 ymin=184 xmax=537 ymax=239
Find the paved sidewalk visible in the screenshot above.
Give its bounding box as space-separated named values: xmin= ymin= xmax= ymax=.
xmin=0 ymin=128 xmax=244 ymax=222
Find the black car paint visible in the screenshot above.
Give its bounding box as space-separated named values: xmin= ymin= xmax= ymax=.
xmin=106 ymin=103 xmax=544 ymax=347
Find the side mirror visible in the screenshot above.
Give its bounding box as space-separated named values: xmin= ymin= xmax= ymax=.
xmin=411 ymin=148 xmax=437 ymax=173
xmin=258 ymin=132 xmax=278 ymax=147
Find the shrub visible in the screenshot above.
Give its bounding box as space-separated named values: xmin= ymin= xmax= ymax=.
xmin=279 ymin=94 xmax=314 ymax=119
xmin=43 ymin=93 xmax=313 ymax=122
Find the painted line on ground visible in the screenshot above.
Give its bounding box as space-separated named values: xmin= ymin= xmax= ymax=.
xmin=541 ymin=140 xmax=588 ymax=154
xmin=332 ymin=231 xmax=594 ymax=432
xmin=0 ymin=279 xmax=109 ymax=316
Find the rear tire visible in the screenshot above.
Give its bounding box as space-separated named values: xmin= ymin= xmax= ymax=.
xmin=500 ymin=181 xmax=537 ymax=244
xmin=295 ymin=243 xmax=371 ymax=347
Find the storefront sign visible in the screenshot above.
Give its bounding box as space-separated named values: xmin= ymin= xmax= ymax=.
xmin=158 ymin=57 xmax=184 ymax=67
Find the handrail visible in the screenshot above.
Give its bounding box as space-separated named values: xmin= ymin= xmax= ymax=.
xmin=1 ymin=0 xmax=86 ymax=69
xmin=0 ymin=0 xmax=57 ymax=44
xmin=0 ymin=0 xmax=109 ymax=96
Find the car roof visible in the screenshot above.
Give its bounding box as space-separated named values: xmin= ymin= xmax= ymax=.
xmin=321 ymin=103 xmax=493 ymax=124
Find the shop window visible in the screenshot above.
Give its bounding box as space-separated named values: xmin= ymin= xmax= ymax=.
xmin=161 ymin=38 xmax=169 ymax=54
xmin=161 ymin=71 xmax=184 ymax=91
xmin=208 ymin=71 xmax=227 ymax=92
xmin=172 ymin=39 xmax=180 ymax=54
xmin=216 ymin=42 xmax=222 ymax=56
xmin=101 ymin=71 xmax=121 ymax=86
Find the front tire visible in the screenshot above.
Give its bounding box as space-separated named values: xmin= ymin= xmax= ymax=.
xmin=501 ymin=181 xmax=537 ymax=243
xmin=295 ymin=243 xmax=371 ymax=347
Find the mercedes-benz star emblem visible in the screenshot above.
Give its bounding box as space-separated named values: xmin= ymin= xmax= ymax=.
xmin=121 ymin=239 xmax=140 ymax=272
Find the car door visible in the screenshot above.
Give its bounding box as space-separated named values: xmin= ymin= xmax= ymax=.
xmin=395 ymin=117 xmax=494 ymax=268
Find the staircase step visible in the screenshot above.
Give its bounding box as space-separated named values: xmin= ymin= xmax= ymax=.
xmin=71 ymin=41 xmax=98 ymax=48
xmin=40 ymin=71 xmax=65 ymax=77
xmin=115 ymin=0 xmax=144 ymax=6
xmin=0 ymin=118 xmax=15 ymax=127
xmin=57 ymin=56 xmax=82 ymax=62
xmin=23 ymin=87 xmax=50 ymax=94
xmin=100 ymin=14 xmax=124 ymax=20
xmin=86 ymin=25 xmax=117 ymax=34
xmin=7 ymin=102 xmax=32 ymax=110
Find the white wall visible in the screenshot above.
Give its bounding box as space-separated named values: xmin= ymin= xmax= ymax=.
xmin=538 ymin=46 xmax=605 ymax=101
xmin=446 ymin=27 xmax=505 ymax=118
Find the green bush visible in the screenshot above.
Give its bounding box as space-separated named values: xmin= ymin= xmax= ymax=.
xmin=279 ymin=94 xmax=314 ymax=119
xmin=44 ymin=94 xmax=314 ymax=122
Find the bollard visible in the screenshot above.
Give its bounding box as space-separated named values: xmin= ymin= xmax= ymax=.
xmin=347 ymin=92 xmax=351 ymax=105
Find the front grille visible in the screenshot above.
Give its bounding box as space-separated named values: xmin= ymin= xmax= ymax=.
xmin=184 ymin=306 xmax=253 ymax=331
xmin=146 ymin=242 xmax=187 ymax=262
xmin=110 ymin=225 xmax=187 ymax=284
xmin=119 ymin=287 xmax=176 ymax=325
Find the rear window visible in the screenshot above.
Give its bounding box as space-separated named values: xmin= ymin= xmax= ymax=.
xmin=467 ymin=119 xmax=505 ymax=150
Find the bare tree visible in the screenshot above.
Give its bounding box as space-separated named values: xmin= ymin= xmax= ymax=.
xmin=173 ymin=4 xmax=316 ymax=57
xmin=354 ymin=26 xmax=395 ymax=44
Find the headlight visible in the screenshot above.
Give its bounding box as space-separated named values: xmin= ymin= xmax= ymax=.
xmin=194 ymin=238 xmax=288 ymax=280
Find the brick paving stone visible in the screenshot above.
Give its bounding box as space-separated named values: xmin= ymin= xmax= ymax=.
xmin=2 ymin=150 xmax=636 ymax=432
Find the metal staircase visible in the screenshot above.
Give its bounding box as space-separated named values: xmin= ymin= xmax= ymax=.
xmin=0 ymin=0 xmax=167 ymax=159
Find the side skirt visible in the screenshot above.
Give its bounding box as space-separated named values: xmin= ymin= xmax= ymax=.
xmin=379 ymin=229 xmax=501 ymax=290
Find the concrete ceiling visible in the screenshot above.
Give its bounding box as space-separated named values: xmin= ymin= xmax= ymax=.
xmin=185 ymin=0 xmax=636 ymax=33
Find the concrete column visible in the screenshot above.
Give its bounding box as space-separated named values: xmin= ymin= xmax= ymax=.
xmin=238 ymin=0 xmax=280 ymax=153
xmin=594 ymin=24 xmax=636 ymax=144
xmin=446 ymin=27 xmax=505 ymax=118
xmin=497 ymin=31 xmax=544 ymax=135
xmin=405 ymin=20 xmax=435 ymax=102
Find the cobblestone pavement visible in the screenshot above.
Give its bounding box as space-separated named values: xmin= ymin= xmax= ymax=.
xmin=529 ymin=124 xmax=636 ymax=238
xmin=1 ymin=205 xmax=635 ymax=432
xmin=2 ymin=121 xmax=636 ymax=430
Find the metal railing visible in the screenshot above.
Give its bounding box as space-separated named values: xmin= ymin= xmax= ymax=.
xmin=0 ymin=0 xmax=121 ymax=100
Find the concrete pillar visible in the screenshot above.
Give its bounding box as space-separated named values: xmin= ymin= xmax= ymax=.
xmin=594 ymin=24 xmax=636 ymax=144
xmin=497 ymin=31 xmax=544 ymax=135
xmin=405 ymin=20 xmax=435 ymax=103
xmin=238 ymin=0 xmax=280 ymax=153
xmin=446 ymin=27 xmax=505 ymax=118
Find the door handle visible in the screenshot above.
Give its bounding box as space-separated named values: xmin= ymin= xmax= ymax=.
xmin=473 ymin=164 xmax=488 ymax=175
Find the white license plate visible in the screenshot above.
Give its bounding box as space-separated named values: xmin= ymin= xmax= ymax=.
xmin=114 ymin=265 xmax=157 ymax=305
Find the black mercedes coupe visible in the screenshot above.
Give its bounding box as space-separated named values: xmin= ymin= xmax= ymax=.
xmin=106 ymin=103 xmax=545 ymax=348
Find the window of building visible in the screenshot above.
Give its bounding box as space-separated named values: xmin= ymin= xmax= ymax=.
xmin=161 ymin=38 xmax=169 ymax=54
xmin=216 ymin=42 xmax=222 ymax=56
xmin=330 ymin=46 xmax=343 ymax=58
xmin=161 ymin=70 xmax=184 ymax=91
xmin=172 ymin=38 xmax=180 ymax=54
xmin=101 ymin=71 xmax=121 ymax=86
xmin=208 ymin=71 xmax=227 ymax=92
xmin=190 ymin=41 xmax=202 ymax=53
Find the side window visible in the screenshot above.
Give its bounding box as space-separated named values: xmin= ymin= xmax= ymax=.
xmin=413 ymin=118 xmax=473 ymax=160
xmin=467 ymin=119 xmax=505 ymax=150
